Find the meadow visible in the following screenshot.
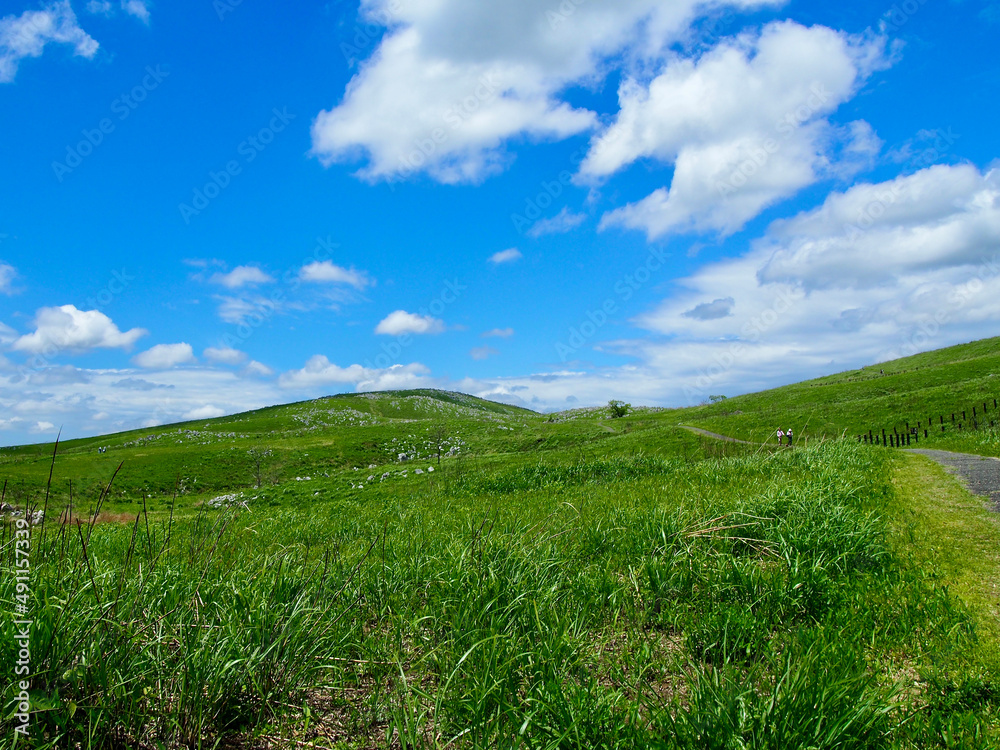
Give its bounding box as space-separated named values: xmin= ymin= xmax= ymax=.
xmin=677 ymin=336 xmax=1000 ymax=453
xmin=2 ymin=363 xmax=1000 ymax=747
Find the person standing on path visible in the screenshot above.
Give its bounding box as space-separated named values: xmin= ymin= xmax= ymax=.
xmin=786 ymin=428 xmax=793 ymax=446
xmin=777 ymin=428 xmax=784 ymax=446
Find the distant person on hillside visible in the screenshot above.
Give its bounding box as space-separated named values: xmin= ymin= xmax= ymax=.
xmin=776 ymin=428 xmax=784 ymax=445
xmin=786 ymin=428 xmax=793 ymax=446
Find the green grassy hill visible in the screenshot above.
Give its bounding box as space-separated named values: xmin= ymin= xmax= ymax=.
xmin=0 ymin=389 xmax=715 ymax=518
xmin=675 ymin=335 xmax=1000 ymax=451
xmin=3 ymin=348 xmax=1000 ymax=748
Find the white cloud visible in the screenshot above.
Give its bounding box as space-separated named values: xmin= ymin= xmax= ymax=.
xmin=470 ymin=346 xmax=498 ymax=360
xmin=244 ymin=360 xmax=274 ymax=377
xmin=184 ymin=404 xmax=225 ymax=421
xmin=214 ymin=295 xmax=281 ymax=325
xmin=279 ymin=355 xmax=368 ymax=388
xmin=210 ymin=266 xmax=274 ymax=289
xmin=489 ymin=248 xmax=522 ymax=264
xmin=278 ymin=354 xmax=431 ymax=390
xmin=756 ymin=164 xmax=1000 ymax=290
xmin=133 ymin=343 xmax=196 ymax=369
xmin=299 ymin=260 xmax=373 ymax=289
xmin=0 ymin=1 xmax=99 ymax=83
xmin=622 ymin=163 xmax=1000 ymax=402
xmin=527 ymin=207 xmax=587 ymax=238
xmin=482 ymin=327 xmax=514 ymax=338
xmin=203 ymin=346 xmax=246 ymax=365
xmin=121 ymin=0 xmax=150 ymax=24
xmin=375 ymin=310 xmax=445 ymax=335
xmin=311 ymin=0 xmax=778 ymax=183
xmin=12 ymin=305 xmax=147 ymax=354
xmin=0 ymin=262 xmax=15 ymax=293
xmin=357 ymin=363 xmax=434 ymax=391
xmin=0 ymin=321 xmax=16 ymax=345
xmin=86 ymin=1 xmax=150 ymax=23
xmin=30 ymin=421 xmax=56 ymax=434
xmin=587 ymin=22 xmax=892 ymax=238
xmin=0 ymin=364 xmax=282 ymax=447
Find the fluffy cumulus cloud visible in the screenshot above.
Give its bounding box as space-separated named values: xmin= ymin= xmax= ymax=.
xmin=278 ymin=354 xmax=431 ymax=391
xmin=375 ymin=310 xmax=445 ymax=335
xmin=299 ymin=260 xmax=372 ymax=289
xmin=623 ymin=163 xmax=1000 ymax=402
xmin=278 ymin=355 xmax=369 ymax=388
xmin=756 ymin=164 xmax=1000 ymax=290
xmin=184 ymin=404 xmax=225 ymax=420
xmin=489 ymin=248 xmax=522 ymax=264
xmin=12 ymin=305 xmax=147 ymax=354
xmin=311 ymin=0 xmax=778 ymax=183
xmin=203 ymin=346 xmax=247 ymax=365
xmin=587 ymin=21 xmax=891 ymax=238
xmin=0 ymin=1 xmax=99 ymax=83
xmin=133 ymin=342 xmax=196 ymax=369
xmin=210 ymin=265 xmax=274 ymax=289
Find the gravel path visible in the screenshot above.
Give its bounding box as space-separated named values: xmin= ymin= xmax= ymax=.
xmin=908 ymin=449 xmax=1000 ymax=512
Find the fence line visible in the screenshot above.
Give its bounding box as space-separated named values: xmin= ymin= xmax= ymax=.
xmin=856 ymin=397 xmax=998 ymax=447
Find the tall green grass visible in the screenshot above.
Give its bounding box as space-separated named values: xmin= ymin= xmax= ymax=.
xmin=2 ymin=442 xmax=997 ymax=747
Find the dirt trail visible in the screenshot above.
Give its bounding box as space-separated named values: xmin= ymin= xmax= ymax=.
xmin=908 ymin=449 xmax=1000 ymax=512
xmin=679 ymin=425 xmax=755 ymax=444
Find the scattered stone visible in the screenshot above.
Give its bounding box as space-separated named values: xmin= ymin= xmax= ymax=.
xmin=207 ymin=493 xmax=245 ymax=509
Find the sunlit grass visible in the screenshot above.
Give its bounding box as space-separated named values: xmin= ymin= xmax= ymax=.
xmin=3 ymin=438 xmax=999 ymax=747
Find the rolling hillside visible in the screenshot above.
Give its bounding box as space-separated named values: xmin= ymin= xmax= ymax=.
xmin=675 ymin=335 xmax=1000 ymax=450
xmin=2 ymin=351 xmax=1000 ymax=747
xmin=0 ymin=389 xmax=711 ymax=517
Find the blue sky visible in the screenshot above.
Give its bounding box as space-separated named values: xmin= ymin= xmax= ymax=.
xmin=1 ymin=0 xmax=999 ymax=446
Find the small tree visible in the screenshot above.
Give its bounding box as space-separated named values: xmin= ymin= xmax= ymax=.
xmin=608 ymin=400 xmax=630 ymax=419
xmin=709 ymin=395 xmax=728 ymax=403
xmin=247 ymin=447 xmax=274 ymax=488
xmin=431 ymin=422 xmax=447 ymax=467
